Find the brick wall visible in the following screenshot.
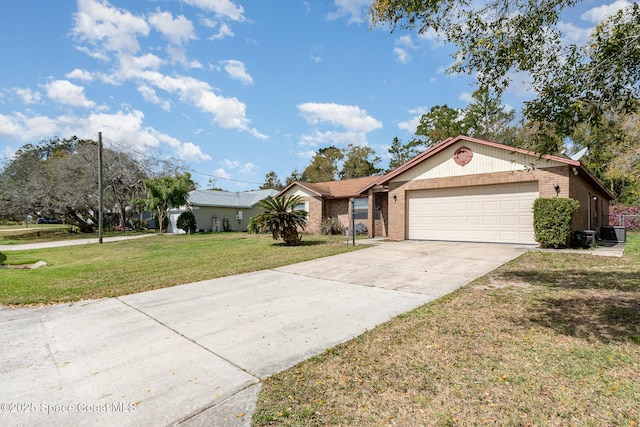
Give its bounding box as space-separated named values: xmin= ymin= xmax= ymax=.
xmin=325 ymin=199 xmax=350 ymax=230
xmin=305 ymin=196 xmax=323 ymax=234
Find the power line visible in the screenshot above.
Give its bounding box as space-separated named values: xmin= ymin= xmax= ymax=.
xmin=102 ymin=137 xmax=263 ymax=186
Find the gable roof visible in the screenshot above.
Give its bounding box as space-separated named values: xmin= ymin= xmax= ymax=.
xmin=359 ymin=135 xmax=613 ymax=199
xmin=188 ymin=189 xmax=278 ymax=208
xmin=278 ymin=176 xmax=379 ymax=199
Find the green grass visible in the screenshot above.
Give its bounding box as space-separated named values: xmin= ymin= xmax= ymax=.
xmin=253 ymin=233 xmax=640 ymax=426
xmin=0 ymin=233 xmax=361 ymax=305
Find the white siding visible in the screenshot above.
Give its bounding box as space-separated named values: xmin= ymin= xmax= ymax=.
xmin=392 ymin=142 xmax=564 ymax=183
xmin=281 ymin=186 xmax=317 ymax=198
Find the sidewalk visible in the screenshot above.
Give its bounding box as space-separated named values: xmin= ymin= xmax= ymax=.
xmin=532 ymin=241 xmax=626 ymax=257
xmin=0 ymin=234 xmax=154 ymax=251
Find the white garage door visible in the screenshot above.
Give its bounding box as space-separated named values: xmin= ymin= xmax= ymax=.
xmin=407 ymin=182 xmax=538 ymax=244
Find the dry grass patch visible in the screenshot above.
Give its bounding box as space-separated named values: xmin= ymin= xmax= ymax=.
xmin=253 ymin=235 xmax=640 ymax=426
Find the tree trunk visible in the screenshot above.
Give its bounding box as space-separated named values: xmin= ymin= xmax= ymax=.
xmin=282 ymin=226 xmax=301 ymax=246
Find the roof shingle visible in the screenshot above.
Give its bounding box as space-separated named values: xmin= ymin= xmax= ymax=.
xmin=188 ymin=189 xmax=278 ymax=208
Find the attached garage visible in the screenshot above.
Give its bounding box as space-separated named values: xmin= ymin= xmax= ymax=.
xmin=361 ymin=135 xmax=613 ymax=245
xmin=406 ymin=182 xmax=538 ymax=244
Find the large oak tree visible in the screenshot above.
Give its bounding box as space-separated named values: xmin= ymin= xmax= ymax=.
xmin=370 ymin=0 xmax=640 ymax=155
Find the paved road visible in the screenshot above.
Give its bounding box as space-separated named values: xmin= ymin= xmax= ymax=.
xmin=0 ymin=240 xmax=532 ymax=426
xmin=0 ymin=234 xmax=153 ymax=251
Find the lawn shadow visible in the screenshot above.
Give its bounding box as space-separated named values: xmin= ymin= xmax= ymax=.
xmin=497 ymin=268 xmax=640 ymax=344
xmin=0 ymin=252 xmax=5 ymax=265
xmin=272 ymin=239 xmax=328 ymax=247
xmin=524 ymin=294 xmax=640 ymax=344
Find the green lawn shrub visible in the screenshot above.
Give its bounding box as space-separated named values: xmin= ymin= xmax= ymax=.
xmin=533 ymin=197 xmax=580 ymax=248
xmin=177 ymin=211 xmax=196 ymax=234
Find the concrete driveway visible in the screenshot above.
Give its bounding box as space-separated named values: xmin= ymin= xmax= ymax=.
xmin=0 ymin=240 xmax=531 ymax=426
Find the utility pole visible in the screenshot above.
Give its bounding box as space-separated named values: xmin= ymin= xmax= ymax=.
xmin=98 ymin=132 xmax=104 ymax=244
xmin=350 ymin=198 xmax=355 ymax=246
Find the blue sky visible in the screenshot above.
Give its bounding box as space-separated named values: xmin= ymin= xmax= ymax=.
xmin=0 ymin=0 xmax=633 ymax=191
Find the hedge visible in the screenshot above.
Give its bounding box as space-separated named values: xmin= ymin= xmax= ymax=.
xmin=533 ymin=198 xmax=580 ymax=248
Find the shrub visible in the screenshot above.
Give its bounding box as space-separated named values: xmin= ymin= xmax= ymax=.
xmin=320 ymin=217 xmax=344 ymax=235
xmin=608 ymin=205 xmax=640 ymax=231
xmin=533 ymin=198 xmax=580 ymax=248
xmin=177 ymin=211 xmax=197 ymax=234
xmin=247 ymin=216 xmax=264 ymax=234
xmin=354 ymin=222 xmax=368 ymax=235
xmin=132 ymin=218 xmax=148 ymax=231
xmin=253 ymin=195 xmax=308 ymax=246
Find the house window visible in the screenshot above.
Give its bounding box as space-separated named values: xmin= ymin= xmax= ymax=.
xmin=352 ymin=198 xmax=368 ymax=220
xmin=293 ymin=202 xmax=308 ymax=211
xmin=293 ymin=201 xmax=309 ymax=218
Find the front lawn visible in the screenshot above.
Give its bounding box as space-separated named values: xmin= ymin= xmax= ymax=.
xmin=0 ymin=233 xmax=361 ymax=306
xmin=253 ymin=233 xmax=640 ymax=426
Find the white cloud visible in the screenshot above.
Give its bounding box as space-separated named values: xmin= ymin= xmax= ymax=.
xmin=74 ymin=45 xmax=110 ymax=61
xmin=14 ymin=88 xmax=42 ymax=104
xmin=117 ymin=54 xmax=164 ymax=80
xmin=311 ymin=45 xmax=323 ymax=63
xmin=397 ymin=107 xmax=428 ymax=134
xmin=149 ymin=10 xmax=196 ymax=45
xmin=72 ymin=0 xmax=149 ymax=55
xmin=137 ymin=85 xmax=171 ymax=111
xmin=166 ymin=45 xmax=187 ymax=64
xmin=394 ymin=35 xmax=414 ymax=64
xmin=213 ymin=168 xmax=230 ymax=179
xmin=327 ymin=0 xmax=370 ymax=23
xmin=177 ymin=141 xmax=212 ymax=162
xmin=393 ymin=47 xmax=410 ymax=64
xmin=298 ymin=130 xmax=369 ymax=148
xmin=241 ymin=162 xmax=256 ymax=173
xmin=101 ymin=59 xmax=265 ymax=138
xmin=417 ymin=28 xmax=445 ymax=47
xmin=222 ymin=158 xmax=240 ymax=168
xmin=459 ymin=92 xmax=474 ymax=104
xmin=297 ymin=102 xmax=382 ymax=133
xmin=182 ymin=0 xmax=245 ymax=21
xmin=581 ymin=0 xmax=631 ymax=23
xmin=44 ymin=80 xmax=96 ymax=108
xmin=0 ymin=109 xmax=209 ymax=162
xmin=208 ymin=22 xmax=234 ymax=40
xmin=221 ymin=60 xmax=253 ymax=85
xmin=296 ymin=149 xmax=316 ymax=159
xmin=557 ymin=21 xmax=591 ymax=45
xmin=66 ymin=68 xmax=94 ymax=81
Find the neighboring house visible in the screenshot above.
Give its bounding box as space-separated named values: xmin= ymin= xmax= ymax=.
xmin=277 ymin=176 xmax=380 ymax=234
xmin=359 ymin=135 xmax=613 ymax=244
xmin=167 ymin=189 xmax=278 ymax=233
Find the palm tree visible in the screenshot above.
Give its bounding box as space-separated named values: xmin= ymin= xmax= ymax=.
xmin=254 ymin=195 xmax=308 ymax=246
